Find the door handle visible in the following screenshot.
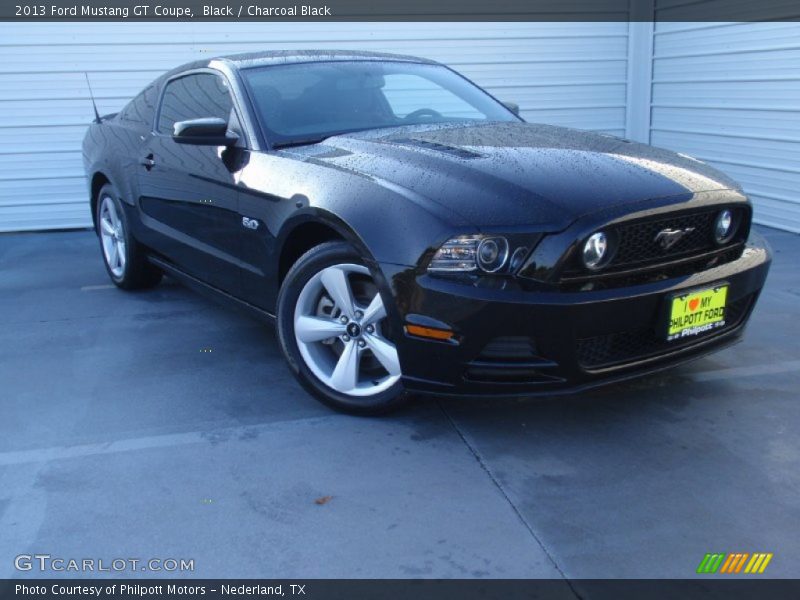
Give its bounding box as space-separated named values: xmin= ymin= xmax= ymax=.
xmin=140 ymin=153 xmax=155 ymax=170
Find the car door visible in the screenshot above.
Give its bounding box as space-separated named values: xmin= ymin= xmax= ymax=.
xmin=136 ymin=70 xmax=244 ymax=294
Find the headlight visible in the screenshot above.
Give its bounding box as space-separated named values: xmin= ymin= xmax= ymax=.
xmin=714 ymin=209 xmax=736 ymax=244
xmin=477 ymin=237 xmax=509 ymax=273
xmin=428 ymin=235 xmax=518 ymax=273
xmin=428 ymin=235 xmax=481 ymax=272
xmin=509 ymin=246 xmax=529 ymax=272
xmin=582 ymin=231 xmax=609 ymax=270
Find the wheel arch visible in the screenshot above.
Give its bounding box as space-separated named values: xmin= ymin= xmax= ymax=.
xmin=276 ymin=209 xmax=378 ymax=285
xmin=274 ymin=209 xmax=410 ymax=360
xmin=89 ymin=171 xmax=113 ymax=229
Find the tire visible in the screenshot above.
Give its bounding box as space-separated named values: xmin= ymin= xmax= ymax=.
xmin=276 ymin=241 xmax=411 ymax=415
xmin=95 ymin=183 xmax=162 ymax=290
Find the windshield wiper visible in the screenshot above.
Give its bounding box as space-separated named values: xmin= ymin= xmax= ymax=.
xmin=272 ymin=136 xmax=330 ymax=149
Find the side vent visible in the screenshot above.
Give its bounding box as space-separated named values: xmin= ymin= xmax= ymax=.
xmin=465 ymin=336 xmax=563 ymax=384
xmin=478 ymin=336 xmax=540 ymax=361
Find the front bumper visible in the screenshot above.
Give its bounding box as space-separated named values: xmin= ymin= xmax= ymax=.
xmin=382 ymin=230 xmax=771 ymax=397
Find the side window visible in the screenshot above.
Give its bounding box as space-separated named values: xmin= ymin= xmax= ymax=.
xmin=157 ymin=73 xmax=234 ymax=135
xmin=119 ymin=83 xmax=158 ymax=127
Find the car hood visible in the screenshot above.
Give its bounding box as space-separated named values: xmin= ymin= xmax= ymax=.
xmin=291 ymin=121 xmax=741 ymax=231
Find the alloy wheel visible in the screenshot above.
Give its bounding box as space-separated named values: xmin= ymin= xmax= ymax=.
xmin=293 ymin=263 xmax=401 ymax=397
xmin=99 ymin=195 xmax=127 ymax=278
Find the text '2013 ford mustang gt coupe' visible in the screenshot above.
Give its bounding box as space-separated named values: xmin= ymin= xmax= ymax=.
xmin=82 ymin=50 xmax=771 ymax=414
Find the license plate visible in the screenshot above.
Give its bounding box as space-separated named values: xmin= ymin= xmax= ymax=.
xmin=666 ymin=284 xmax=728 ymax=341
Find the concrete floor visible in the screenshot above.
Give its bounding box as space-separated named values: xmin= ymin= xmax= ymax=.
xmin=0 ymin=226 xmax=798 ymax=582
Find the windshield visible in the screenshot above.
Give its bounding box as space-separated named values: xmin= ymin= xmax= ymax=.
xmin=240 ymin=60 xmax=520 ymax=147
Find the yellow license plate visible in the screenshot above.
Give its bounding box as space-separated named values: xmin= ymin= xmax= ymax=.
xmin=667 ymin=285 xmax=728 ymax=341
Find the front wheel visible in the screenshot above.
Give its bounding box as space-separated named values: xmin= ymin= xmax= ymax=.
xmin=277 ymin=241 xmax=411 ymax=414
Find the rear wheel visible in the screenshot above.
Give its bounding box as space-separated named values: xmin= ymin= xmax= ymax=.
xmin=96 ymin=183 xmax=162 ymax=290
xmin=277 ymin=241 xmax=410 ymax=414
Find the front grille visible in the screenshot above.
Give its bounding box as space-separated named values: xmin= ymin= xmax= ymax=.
xmin=560 ymin=244 xmax=745 ymax=291
xmin=613 ymin=210 xmax=719 ymax=267
xmin=576 ymin=294 xmax=754 ymax=369
xmin=559 ymin=207 xmax=749 ymax=289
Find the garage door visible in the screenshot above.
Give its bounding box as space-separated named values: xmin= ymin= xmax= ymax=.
xmin=0 ymin=22 xmax=630 ymax=232
xmin=650 ymin=20 xmax=800 ymax=233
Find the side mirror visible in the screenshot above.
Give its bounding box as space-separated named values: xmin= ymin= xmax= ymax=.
xmin=173 ymin=117 xmax=238 ymax=146
xmin=502 ymin=101 xmax=520 ymax=116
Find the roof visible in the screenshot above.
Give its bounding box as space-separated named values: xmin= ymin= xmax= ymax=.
xmin=215 ymin=50 xmax=438 ymax=69
xmin=156 ymin=50 xmax=439 ymax=86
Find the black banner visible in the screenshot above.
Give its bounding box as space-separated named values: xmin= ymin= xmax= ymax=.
xmin=3 ymin=580 xmax=800 ymax=600
xmin=3 ymin=0 xmax=800 ymax=21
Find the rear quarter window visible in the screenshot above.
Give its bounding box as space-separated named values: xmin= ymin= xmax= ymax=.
xmin=118 ymin=83 xmax=158 ymax=128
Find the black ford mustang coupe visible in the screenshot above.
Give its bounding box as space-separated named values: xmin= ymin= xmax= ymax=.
xmin=82 ymin=50 xmax=771 ymax=413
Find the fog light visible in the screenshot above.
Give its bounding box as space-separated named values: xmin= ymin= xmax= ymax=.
xmin=582 ymin=231 xmax=609 ymax=270
xmin=714 ymin=209 xmax=736 ymax=243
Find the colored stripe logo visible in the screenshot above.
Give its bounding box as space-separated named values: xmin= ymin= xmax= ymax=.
xmin=697 ymin=552 xmax=773 ymax=574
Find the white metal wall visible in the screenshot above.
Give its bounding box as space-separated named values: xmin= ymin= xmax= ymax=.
xmin=3 ymin=20 xmax=800 ymax=234
xmin=0 ymin=22 xmax=630 ymax=232
xmin=650 ymin=21 xmax=800 ymax=233
xmin=4 ymin=20 xmax=800 ymax=234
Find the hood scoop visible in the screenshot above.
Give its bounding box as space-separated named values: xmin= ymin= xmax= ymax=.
xmin=389 ymin=137 xmax=482 ymax=159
